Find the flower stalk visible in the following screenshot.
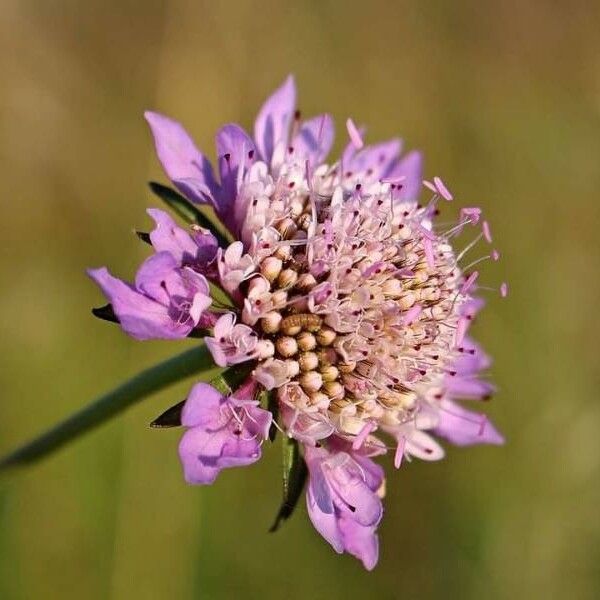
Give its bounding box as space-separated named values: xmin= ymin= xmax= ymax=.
xmin=0 ymin=344 xmax=216 ymax=470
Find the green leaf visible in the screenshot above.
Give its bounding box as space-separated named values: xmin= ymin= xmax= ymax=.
xmin=269 ymin=436 xmax=308 ymax=532
xmin=0 ymin=344 xmax=217 ymax=471
xmin=149 ymin=362 xmax=255 ymax=428
xmin=135 ymin=230 xmax=152 ymax=245
xmin=91 ymin=304 xmax=118 ymax=324
xmin=265 ymin=390 xmax=278 ymax=441
xmin=149 ymin=400 xmax=186 ymax=428
xmin=148 ymin=182 xmax=230 ymax=248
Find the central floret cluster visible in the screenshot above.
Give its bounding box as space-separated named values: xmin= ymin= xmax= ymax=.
xmin=213 ymin=164 xmax=468 ymax=451
xmin=89 ymin=75 xmax=505 ymax=570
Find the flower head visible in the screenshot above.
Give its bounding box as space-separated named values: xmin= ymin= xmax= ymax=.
xmin=90 ymin=75 xmax=506 ymax=569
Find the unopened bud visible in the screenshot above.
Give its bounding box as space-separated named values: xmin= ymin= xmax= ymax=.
xmin=299 ymin=371 xmax=323 ymax=393
xmin=299 ymin=352 xmax=319 ymax=372
xmin=276 ymin=336 xmax=298 ymax=357
xmin=261 ymin=311 xmax=282 ymax=334
xmin=297 ymin=331 xmax=317 ymax=351
xmin=316 ymin=327 xmax=336 ymax=346
xmin=261 ymin=256 xmax=282 ymax=283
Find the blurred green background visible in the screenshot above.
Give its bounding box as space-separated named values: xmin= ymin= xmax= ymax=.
xmin=1 ymin=1 xmax=599 ymax=598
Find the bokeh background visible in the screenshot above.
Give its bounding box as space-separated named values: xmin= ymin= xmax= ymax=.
xmin=1 ymin=1 xmax=599 ymax=598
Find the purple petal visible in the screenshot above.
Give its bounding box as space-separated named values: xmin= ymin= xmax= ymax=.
xmin=215 ymin=124 xmax=257 ymax=229
xmin=434 ymin=399 xmax=504 ymax=446
xmin=347 ymin=139 xmax=402 ymax=180
xmin=178 ymin=385 xmax=266 ymax=485
xmin=338 ymin=516 xmax=379 ymax=571
xmin=147 ymin=208 xmax=215 ymax=267
xmin=144 ymin=111 xmax=217 ymax=204
xmin=243 ymin=403 xmax=273 ymax=440
xmin=215 ymin=124 xmax=256 ymax=200
xmin=326 ymin=464 xmax=382 ymax=527
xmin=389 ymin=150 xmax=423 ymax=201
xmin=178 ymin=426 xmax=231 ymax=484
xmin=445 ymin=375 xmax=496 ymax=399
xmin=292 ymin=114 xmax=335 ymax=166
xmin=306 ymin=474 xmax=344 ymax=553
xmin=254 ymin=75 xmax=296 ymax=163
xmin=88 ymin=267 xmax=186 ymax=340
xmin=134 ymin=252 xmax=182 ymax=303
xmin=181 ymin=383 xmax=223 ymax=428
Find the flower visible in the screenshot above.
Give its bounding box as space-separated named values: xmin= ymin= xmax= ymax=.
xmin=90 ymin=75 xmax=506 ymax=569
xmin=179 ymin=381 xmax=272 ymax=484
xmin=305 ymin=438 xmax=385 ymax=570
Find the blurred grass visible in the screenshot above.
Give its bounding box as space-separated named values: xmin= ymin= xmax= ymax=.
xmin=1 ymin=0 xmax=599 ymax=598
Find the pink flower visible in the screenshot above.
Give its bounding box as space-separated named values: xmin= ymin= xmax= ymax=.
xmin=304 ymin=439 xmax=385 ymax=570
xmin=91 ymin=75 xmax=507 ymax=570
xmin=178 ymin=382 xmax=272 ymax=484
xmin=204 ymin=313 xmax=260 ymax=367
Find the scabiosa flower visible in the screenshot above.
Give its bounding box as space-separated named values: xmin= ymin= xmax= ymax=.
xmin=89 ymin=75 xmax=506 ymax=569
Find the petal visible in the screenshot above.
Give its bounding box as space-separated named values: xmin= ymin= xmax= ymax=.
xmin=305 ymin=470 xmax=344 ymax=554
xmin=178 ymin=427 xmax=222 ymax=484
xmin=327 ymin=463 xmax=382 ymax=527
xmin=204 ymin=337 xmax=228 ymax=368
xmin=338 ymin=516 xmax=379 ymax=571
xmin=389 ymin=150 xmax=423 ymax=201
xmin=292 ymin=114 xmax=335 ymax=166
xmin=147 ymin=208 xmax=201 ymax=265
xmin=134 ymin=252 xmax=180 ymax=303
xmin=405 ymin=430 xmax=445 ymax=461
xmin=254 ymin=75 xmax=296 ymax=163
xmin=215 ymin=124 xmax=256 ymax=209
xmin=445 ymin=375 xmax=497 ymax=399
xmin=213 ymin=312 xmax=236 ymax=340
xmin=244 ymin=404 xmax=273 ymax=440
xmin=88 ymin=267 xmax=186 ymax=340
xmin=348 ymin=139 xmax=402 ymax=180
xmin=434 ymin=400 xmax=504 ymax=446
xmin=181 ymin=382 xmax=224 ymax=428
xmin=144 ymin=111 xmax=217 ymax=204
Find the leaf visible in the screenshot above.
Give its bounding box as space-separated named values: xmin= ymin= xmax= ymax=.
xmin=135 ymin=230 xmax=152 ymax=245
xmin=269 ymin=437 xmax=308 ymax=532
xmin=149 ymin=362 xmax=255 ymax=428
xmin=92 ymin=304 xmax=118 ymax=323
xmin=265 ymin=390 xmax=278 ymax=442
xmin=148 ymin=181 xmax=230 ymax=248
xmin=0 ymin=344 xmax=217 ymax=471
xmin=149 ymin=400 xmax=186 ymax=428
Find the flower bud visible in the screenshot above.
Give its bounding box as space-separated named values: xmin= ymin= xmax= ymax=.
xmin=276 ymin=336 xmax=298 ymax=357
xmin=320 ymin=365 xmax=339 ymax=382
xmin=261 ymin=256 xmax=282 ymax=282
xmin=316 ymin=327 xmax=336 ymax=346
xmin=295 ymin=272 xmax=317 ymax=291
xmin=299 ymin=352 xmax=319 ymax=372
xmin=297 ymin=331 xmax=317 ymax=351
xmin=261 ymin=311 xmax=282 ymax=334
xmin=277 ymin=268 xmax=298 ymax=290
xmin=299 ymin=371 xmax=323 ymax=393
xmin=271 ymin=289 xmax=288 ymax=309
xmin=323 ymin=381 xmax=344 ymax=400
xmin=256 ymin=339 xmax=275 ymax=359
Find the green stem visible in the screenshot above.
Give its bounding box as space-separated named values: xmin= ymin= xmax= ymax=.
xmin=0 ymin=344 xmax=216 ymax=470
